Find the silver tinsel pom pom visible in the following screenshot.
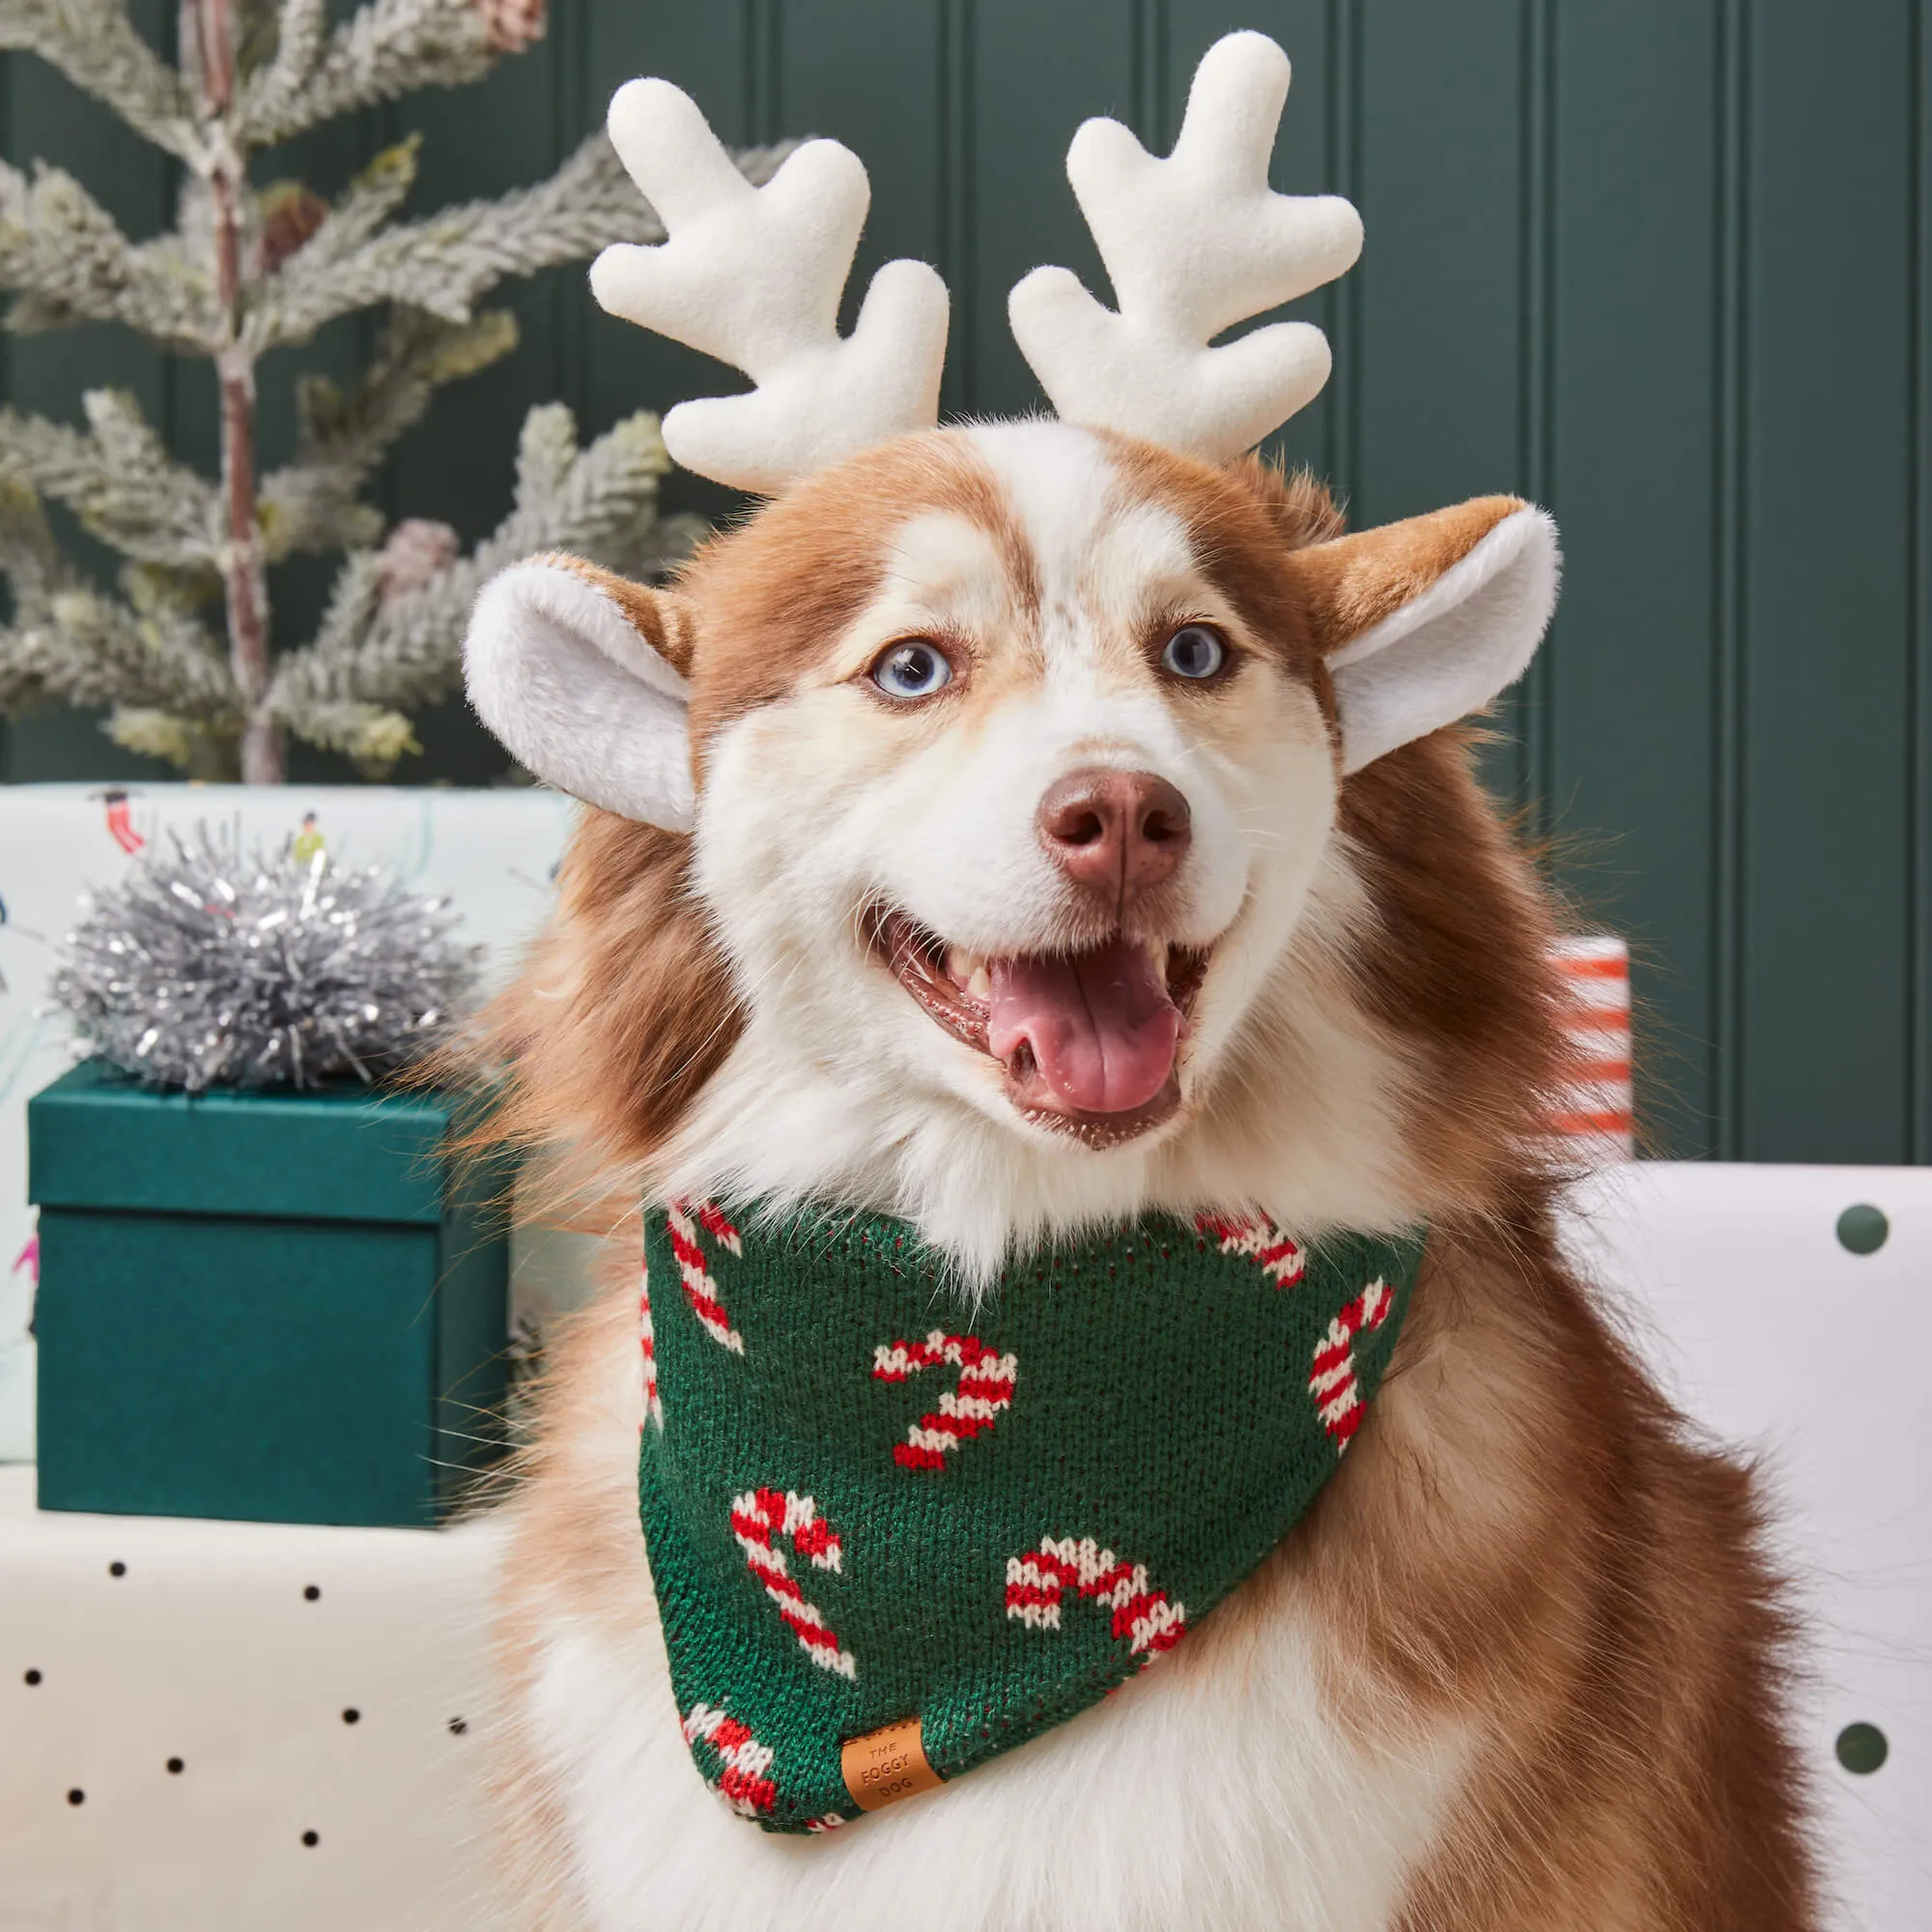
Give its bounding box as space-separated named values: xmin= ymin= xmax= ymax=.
xmin=51 ymin=829 xmax=483 ymax=1093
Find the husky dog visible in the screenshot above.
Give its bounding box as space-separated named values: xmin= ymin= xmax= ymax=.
xmin=463 ymin=34 xmax=1812 ymax=1932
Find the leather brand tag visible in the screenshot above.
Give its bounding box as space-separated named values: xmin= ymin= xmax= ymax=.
xmin=840 ymin=1716 xmax=943 ymax=1812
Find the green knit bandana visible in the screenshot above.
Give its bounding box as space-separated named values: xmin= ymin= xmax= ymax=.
xmin=638 ymin=1200 xmax=1426 ymax=1834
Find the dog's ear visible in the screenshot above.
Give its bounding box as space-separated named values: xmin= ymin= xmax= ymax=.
xmin=1293 ymin=497 xmax=1560 ymax=775
xmin=465 ymin=554 xmax=699 ymax=829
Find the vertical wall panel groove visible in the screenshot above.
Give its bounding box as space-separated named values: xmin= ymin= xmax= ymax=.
xmin=1325 ymin=0 xmax=1362 ymax=504
xmin=553 ymin=0 xmax=589 ymax=428
xmin=747 ymin=0 xmax=783 ymax=146
xmin=742 ymin=0 xmax=760 ymax=141
xmin=1516 ymin=0 xmax=1556 ymax=823
xmin=1130 ymin=0 xmax=1170 ymax=147
xmin=156 ymin=1 xmax=181 ymax=540
xmin=1913 ymin=0 xmax=1932 ymax=1162
xmin=936 ymin=0 xmax=976 ymax=414
xmin=1713 ymin=0 xmax=1748 ymax=1158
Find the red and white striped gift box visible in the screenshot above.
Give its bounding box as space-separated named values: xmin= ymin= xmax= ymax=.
xmin=1548 ymin=935 xmax=1634 ymax=1161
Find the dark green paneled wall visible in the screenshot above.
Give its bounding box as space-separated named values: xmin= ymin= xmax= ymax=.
xmin=4 ymin=1 xmax=1929 ymax=1167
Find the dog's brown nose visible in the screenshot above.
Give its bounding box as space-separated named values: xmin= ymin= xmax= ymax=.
xmin=1037 ymin=767 xmax=1192 ymax=903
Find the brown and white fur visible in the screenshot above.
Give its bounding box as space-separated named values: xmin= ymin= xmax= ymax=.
xmin=466 ymin=422 xmax=1814 ymax=1930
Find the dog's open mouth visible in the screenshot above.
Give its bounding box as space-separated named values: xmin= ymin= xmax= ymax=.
xmin=868 ymin=908 xmax=1208 ymax=1147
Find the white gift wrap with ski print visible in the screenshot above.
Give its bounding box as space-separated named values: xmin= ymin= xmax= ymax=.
xmin=0 ymin=783 xmax=582 ymax=1463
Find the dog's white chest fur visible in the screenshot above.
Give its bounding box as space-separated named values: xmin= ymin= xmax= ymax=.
xmin=524 ymin=1536 xmax=1469 ymax=1932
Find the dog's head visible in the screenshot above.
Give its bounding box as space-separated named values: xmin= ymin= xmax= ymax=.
xmin=469 ymin=426 xmax=1560 ymax=1251
xmin=464 ymin=37 xmax=1569 ymax=1265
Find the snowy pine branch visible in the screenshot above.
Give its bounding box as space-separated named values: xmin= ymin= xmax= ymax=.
xmin=99 ymin=705 xmax=231 ymax=769
xmin=0 ymin=487 xmax=236 ymax=724
xmin=0 ymin=159 xmax=219 ymax=343
xmin=268 ymin=405 xmax=696 ymax=763
xmin=0 ymin=392 xmax=221 ymax=565
xmin=238 ymin=0 xmax=500 ymax=148
xmin=258 ymin=305 xmax=518 ymax=560
xmin=0 ymin=478 xmax=81 ymax=613
xmin=0 ymin=0 xmax=199 ymax=162
xmin=246 ymin=130 xmax=791 ymax=348
xmin=260 ymin=134 xmax=422 ymax=294
xmin=10 ymin=591 xmax=237 ymax=717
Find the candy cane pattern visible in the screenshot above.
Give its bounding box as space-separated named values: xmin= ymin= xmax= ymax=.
xmin=679 ymin=1703 xmax=850 ymax=1831
xmin=1309 ymin=1276 xmax=1394 ymax=1449
xmin=668 ymin=1199 xmax=745 ymax=1352
xmin=682 ymin=1702 xmax=779 ymax=1817
xmin=1195 ymin=1210 xmax=1305 ymax=1287
xmin=1005 ymin=1536 xmax=1187 ymax=1661
xmin=730 ymin=1488 xmax=857 ymax=1679
xmin=871 ymin=1331 xmax=1018 ymax=1470
xmin=638 ymin=1259 xmax=663 ymax=1431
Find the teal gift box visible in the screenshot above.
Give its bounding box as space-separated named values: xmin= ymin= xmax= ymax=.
xmin=28 ymin=1060 xmax=513 ymax=1527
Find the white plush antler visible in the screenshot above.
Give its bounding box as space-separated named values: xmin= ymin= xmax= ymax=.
xmin=1009 ymin=31 xmax=1362 ymax=465
xmin=590 ymin=78 xmax=950 ymax=495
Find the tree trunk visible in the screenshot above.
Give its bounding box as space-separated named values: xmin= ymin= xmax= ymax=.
xmin=192 ymin=0 xmax=282 ymax=783
xmin=217 ymin=337 xmax=278 ymax=783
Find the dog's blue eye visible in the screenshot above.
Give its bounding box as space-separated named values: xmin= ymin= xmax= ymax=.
xmin=871 ymin=640 xmax=953 ymax=699
xmin=1161 ymin=625 xmax=1227 ymax=680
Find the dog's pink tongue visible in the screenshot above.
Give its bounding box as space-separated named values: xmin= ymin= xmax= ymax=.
xmin=986 ymin=940 xmax=1181 ymax=1114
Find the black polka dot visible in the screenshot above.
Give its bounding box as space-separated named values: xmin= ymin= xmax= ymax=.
xmin=1836 ymin=1205 xmax=1889 ymax=1256
xmin=166 ymin=1758 xmax=184 ymax=1775
xmin=341 ymin=1708 xmax=359 ymax=1725
xmin=302 ymin=1585 xmax=321 ymax=1602
xmin=67 ymin=1789 xmax=84 ymax=1806
xmin=24 ymin=1668 xmax=42 ymax=1686
xmin=107 ymin=1561 xmax=126 ymax=1577
xmin=447 ymin=1717 xmax=468 ymax=1736
xmin=1836 ymin=1721 xmax=1889 ymax=1775
xmin=301 ymin=1830 xmax=319 ymax=1847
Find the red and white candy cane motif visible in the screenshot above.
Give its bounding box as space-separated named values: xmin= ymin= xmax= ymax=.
xmin=1309 ymin=1276 xmax=1393 ymax=1449
xmin=1195 ymin=1210 xmax=1305 ymax=1287
xmin=682 ymin=1703 xmax=779 ymax=1817
xmin=639 ymin=1259 xmax=663 ymax=1430
xmin=679 ymin=1704 xmax=846 ymax=1828
xmin=730 ymin=1488 xmax=857 ymax=1679
xmin=668 ymin=1199 xmax=744 ymax=1352
xmin=1005 ymin=1536 xmax=1187 ymax=1661
xmin=871 ymin=1331 xmax=1017 ymax=1470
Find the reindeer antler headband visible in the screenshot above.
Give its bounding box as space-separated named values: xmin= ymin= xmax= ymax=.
xmin=589 ymin=30 xmax=1362 ymax=493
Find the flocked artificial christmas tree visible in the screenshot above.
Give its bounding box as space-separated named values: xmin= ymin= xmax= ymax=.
xmin=0 ymin=0 xmax=781 ymax=781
